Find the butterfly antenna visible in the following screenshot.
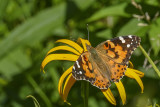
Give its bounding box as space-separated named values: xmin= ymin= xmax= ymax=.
xmin=87 ymin=24 xmax=89 ymax=41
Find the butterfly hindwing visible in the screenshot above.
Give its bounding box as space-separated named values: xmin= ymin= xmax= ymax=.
xmin=108 ymin=60 xmax=127 ymax=82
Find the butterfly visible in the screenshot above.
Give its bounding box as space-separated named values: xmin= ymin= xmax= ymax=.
xmin=72 ymin=35 xmax=141 ymax=89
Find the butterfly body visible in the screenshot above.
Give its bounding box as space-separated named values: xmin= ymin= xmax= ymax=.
xmin=87 ymin=45 xmax=112 ymax=81
xmin=72 ymin=35 xmax=141 ymax=89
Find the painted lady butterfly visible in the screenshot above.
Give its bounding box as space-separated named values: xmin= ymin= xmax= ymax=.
xmin=72 ymin=35 xmax=141 ymax=89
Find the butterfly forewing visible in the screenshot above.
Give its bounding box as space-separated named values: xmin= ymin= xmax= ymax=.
xmin=72 ymin=52 xmax=111 ymax=89
xmin=96 ymin=35 xmax=141 ymax=65
xmin=95 ymin=35 xmax=141 ymax=82
xmin=72 ymin=52 xmax=95 ymax=81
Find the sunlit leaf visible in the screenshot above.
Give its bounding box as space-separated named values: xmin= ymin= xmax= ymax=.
xmin=117 ymin=19 xmax=149 ymax=37
xmin=0 ymin=3 xmax=67 ymax=59
xmin=74 ymin=0 xmax=95 ymax=11
xmin=87 ymin=3 xmax=130 ymax=22
xmin=0 ymin=49 xmax=31 ymax=80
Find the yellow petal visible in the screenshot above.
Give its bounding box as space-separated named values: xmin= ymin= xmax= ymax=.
xmin=125 ymin=68 xmax=144 ymax=78
xmin=58 ymin=66 xmax=73 ymax=99
xmin=56 ymin=39 xmax=83 ymax=53
xmin=47 ymin=46 xmax=81 ymax=56
xmin=129 ymin=61 xmax=134 ymax=68
xmin=130 ymin=68 xmax=144 ymax=78
xmin=115 ymin=81 xmax=126 ymax=105
xmin=101 ymin=88 xmax=116 ymax=105
xmin=77 ymin=38 xmax=91 ymax=52
xmin=63 ymin=73 xmax=76 ymax=103
xmin=41 ymin=54 xmax=79 ymax=72
xmin=125 ymin=69 xmax=144 ymax=93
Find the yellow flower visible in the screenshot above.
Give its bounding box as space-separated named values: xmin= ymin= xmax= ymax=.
xmin=41 ymin=38 xmax=144 ymax=105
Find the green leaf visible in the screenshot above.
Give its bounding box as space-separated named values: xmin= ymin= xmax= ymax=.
xmin=87 ymin=3 xmax=130 ymax=22
xmin=0 ymin=49 xmax=31 ymax=80
xmin=96 ymin=29 xmax=112 ymax=39
xmin=0 ymin=0 xmax=95 ymax=59
xmin=26 ymin=95 xmax=40 ymax=107
xmin=117 ymin=19 xmax=149 ymax=37
xmin=0 ymin=77 xmax=7 ymax=85
xmin=0 ymin=21 xmax=9 ymax=36
xmin=140 ymin=67 xmax=159 ymax=79
xmin=89 ymin=97 xmax=99 ymax=107
xmin=149 ymin=18 xmax=160 ymax=56
xmin=0 ymin=0 xmax=9 ymax=19
xmin=0 ymin=3 xmax=66 ymax=59
xmin=74 ymin=0 xmax=95 ymax=11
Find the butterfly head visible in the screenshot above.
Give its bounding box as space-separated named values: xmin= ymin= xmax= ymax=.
xmin=85 ymin=43 xmax=91 ymax=50
xmin=85 ymin=44 xmax=96 ymax=53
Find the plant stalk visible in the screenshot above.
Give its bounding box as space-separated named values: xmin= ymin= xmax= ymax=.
xmin=81 ymin=81 xmax=89 ymax=107
xmin=139 ymin=45 xmax=160 ymax=77
xmin=26 ymin=74 xmax=52 ymax=107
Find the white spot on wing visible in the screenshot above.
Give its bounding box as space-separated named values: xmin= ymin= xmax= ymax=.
xmin=73 ymin=66 xmax=75 ymax=70
xmin=128 ymin=35 xmax=132 ymax=38
xmin=127 ymin=44 xmax=130 ymax=47
xmin=122 ymin=39 xmax=125 ymax=43
xmin=79 ymin=71 xmax=82 ymax=74
xmin=76 ymin=61 xmax=80 ymax=68
xmin=119 ymin=36 xmax=125 ymax=43
xmin=119 ymin=36 xmax=123 ymax=41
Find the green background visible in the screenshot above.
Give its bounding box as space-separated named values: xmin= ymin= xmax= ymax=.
xmin=0 ymin=0 xmax=160 ymax=107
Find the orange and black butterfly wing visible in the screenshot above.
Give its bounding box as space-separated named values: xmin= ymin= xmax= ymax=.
xmin=96 ymin=35 xmax=141 ymax=82
xmin=72 ymin=52 xmax=110 ymax=89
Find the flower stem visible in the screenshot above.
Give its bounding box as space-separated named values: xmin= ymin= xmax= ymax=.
xmin=81 ymin=81 xmax=89 ymax=107
xmin=139 ymin=45 xmax=160 ymax=77
xmin=26 ymin=74 xmax=52 ymax=107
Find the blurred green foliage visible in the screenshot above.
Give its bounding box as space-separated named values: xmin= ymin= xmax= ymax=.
xmin=0 ymin=0 xmax=160 ymax=107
